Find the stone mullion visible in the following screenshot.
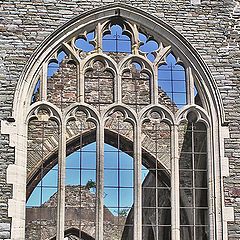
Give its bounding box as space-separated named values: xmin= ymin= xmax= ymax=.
xmin=134 ymin=121 xmax=142 ymax=240
xmin=79 ymin=62 xmax=84 ymax=103
xmin=132 ymin=24 xmax=139 ymax=55
xmin=76 ymin=63 xmax=81 ymax=102
xmin=41 ymin=62 xmax=48 ymax=101
xmin=171 ymin=124 xmax=180 ymax=240
xmin=186 ymin=66 xmax=195 ymax=105
xmin=96 ymin=120 xmax=104 ymax=240
xmin=207 ymin=126 xmax=216 ymax=240
xmin=116 ymin=71 xmax=121 ymax=103
xmin=56 ymin=121 xmax=66 ymax=240
xmin=96 ymin=23 xmax=102 ymax=53
xmin=153 ymin=65 xmax=159 ymax=105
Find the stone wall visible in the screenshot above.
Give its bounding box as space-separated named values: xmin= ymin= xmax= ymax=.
xmin=0 ymin=0 xmax=240 ymax=239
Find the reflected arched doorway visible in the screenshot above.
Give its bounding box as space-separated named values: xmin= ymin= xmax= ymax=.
xmin=26 ymin=131 xmax=171 ymax=240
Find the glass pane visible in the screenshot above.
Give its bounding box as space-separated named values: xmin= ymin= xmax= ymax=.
xmin=158 ymin=208 xmax=171 ymax=225
xmin=180 ymin=226 xmax=194 ymax=240
xmin=158 ymin=52 xmax=186 ymax=110
xmin=195 ymin=226 xmax=209 ymax=239
xmin=66 ymin=169 xmax=80 ymax=185
xmin=195 ymin=208 xmax=209 ymax=225
xmin=158 ymin=226 xmax=171 ymax=240
xmin=105 ymin=149 xmax=118 ymax=169
xmin=120 ymin=170 xmax=133 ymax=187
xmin=120 ymin=152 xmax=134 ymax=169
xmin=104 ymin=170 xmax=118 ymax=187
xmin=180 ymin=189 xmax=193 ymax=207
xmin=180 ymin=208 xmax=194 ymax=225
xmin=120 ymin=188 xmax=133 ymax=207
xmin=195 ymin=189 xmax=208 ymax=207
xmin=82 ymin=151 xmax=97 ymax=169
xmin=142 ymin=226 xmax=156 ymax=239
xmin=104 ymin=188 xmax=118 ymax=208
xmin=195 ymin=171 xmax=208 ymax=188
xmin=142 ymin=208 xmax=156 ymax=225
xmin=194 ymin=154 xmax=207 ymax=169
xmin=142 ymin=188 xmax=156 ymax=207
xmin=180 ymin=170 xmax=193 ymax=188
xmin=179 ymin=154 xmax=193 ymax=169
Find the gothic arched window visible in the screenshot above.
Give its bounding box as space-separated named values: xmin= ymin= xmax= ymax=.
xmin=5 ymin=5 xmax=227 ymax=240
xmin=25 ymin=14 xmax=210 ymax=240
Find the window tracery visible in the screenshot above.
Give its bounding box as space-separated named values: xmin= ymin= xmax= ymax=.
xmin=138 ymin=32 xmax=159 ymax=62
xmin=25 ymin=15 xmax=211 ymax=240
xmin=75 ymin=31 xmax=95 ymax=54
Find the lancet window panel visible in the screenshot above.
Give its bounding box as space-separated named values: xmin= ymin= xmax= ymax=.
xmin=103 ymin=110 xmax=135 ymax=240
xmin=102 ymin=20 xmax=133 ymax=62
xmin=178 ymin=111 xmax=209 ymax=240
xmin=26 ymin=108 xmax=60 ymax=240
xmin=141 ymin=110 xmax=172 ymax=240
xmin=65 ymin=110 xmax=97 ymax=239
xmin=157 ymin=53 xmax=186 ymax=113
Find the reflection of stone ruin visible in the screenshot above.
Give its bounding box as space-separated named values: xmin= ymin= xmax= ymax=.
xmin=26 ymin=120 xmax=207 ymax=239
xmin=26 ymin=180 xmax=171 ymax=240
xmin=34 ymin=56 xmax=177 ymax=112
xmin=26 ymin=186 xmax=127 ymax=240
